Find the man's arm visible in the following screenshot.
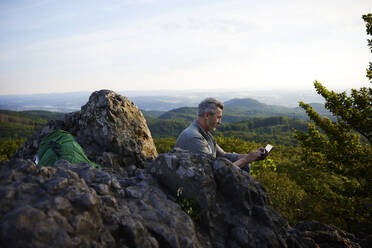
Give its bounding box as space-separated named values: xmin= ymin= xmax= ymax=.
xmin=217 ymin=147 xmax=266 ymax=168
xmin=216 ymin=143 xmax=239 ymax=162
xmin=216 ymin=144 xmax=267 ymax=168
xmin=234 ymin=148 xmax=267 ymax=168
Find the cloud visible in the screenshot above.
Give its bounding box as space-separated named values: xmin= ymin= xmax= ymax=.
xmin=0 ymin=0 xmax=371 ymax=94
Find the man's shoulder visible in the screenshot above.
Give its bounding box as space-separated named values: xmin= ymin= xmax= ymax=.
xmin=180 ymin=121 xmax=203 ymax=138
xmin=175 ymin=121 xmax=205 ymax=148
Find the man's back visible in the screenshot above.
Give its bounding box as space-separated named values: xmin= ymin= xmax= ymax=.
xmin=175 ymin=120 xmax=239 ymax=163
xmin=175 ymin=120 xmax=214 ymax=156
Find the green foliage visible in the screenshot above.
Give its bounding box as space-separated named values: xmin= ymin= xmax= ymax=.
xmin=294 ymin=102 xmax=372 ymax=186
xmin=147 ymin=118 xmax=189 ymax=138
xmin=215 ymin=135 xmax=372 ymax=235
xmin=148 ymin=116 xmax=309 ymax=146
xmin=18 ymin=110 xmax=64 ymax=121
xmin=215 ymin=116 xmax=308 ymax=146
xmin=0 ymin=121 xmax=40 ymax=139
xmin=176 ymin=187 xmax=201 ymax=223
xmin=0 ymin=138 xmax=26 ymax=161
xmin=215 ymin=136 xmax=302 ymax=167
xmin=215 ymin=136 xmax=257 ymax=154
xmin=0 ymin=109 xmax=64 ymax=161
xmin=291 ymin=169 xmax=369 ymax=230
xmin=0 ymin=109 xmax=64 ymax=140
xmin=293 ymin=14 xmax=372 ymax=236
xmin=253 ymin=166 xmax=308 ymax=226
xmin=362 ymin=14 xmax=372 ymax=80
xmin=312 ymin=82 xmax=372 ymax=143
xmin=216 ymin=136 xmax=308 ymax=225
xmin=154 ymin=137 xmax=176 ymax=153
xmin=158 ymin=107 xmax=198 ymax=122
xmin=0 ymin=109 xmax=63 ymax=123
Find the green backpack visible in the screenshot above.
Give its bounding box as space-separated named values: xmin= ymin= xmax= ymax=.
xmin=36 ymin=129 xmax=101 ymax=169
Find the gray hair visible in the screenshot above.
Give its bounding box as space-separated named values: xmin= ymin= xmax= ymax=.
xmin=198 ymin=98 xmax=224 ymax=117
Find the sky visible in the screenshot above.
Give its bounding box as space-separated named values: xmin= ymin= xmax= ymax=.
xmin=0 ymin=0 xmax=371 ymax=95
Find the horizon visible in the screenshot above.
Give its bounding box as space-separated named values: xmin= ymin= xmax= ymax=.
xmin=1 ymin=0 xmax=371 ymax=95
xmin=0 ymin=88 xmax=326 ymax=113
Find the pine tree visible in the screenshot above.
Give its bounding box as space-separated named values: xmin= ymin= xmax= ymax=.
xmin=294 ymin=14 xmax=372 ymax=234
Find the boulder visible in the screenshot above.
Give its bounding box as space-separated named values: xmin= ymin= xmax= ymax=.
xmin=14 ymin=90 xmax=158 ymax=175
xmin=150 ymin=148 xmax=305 ymax=248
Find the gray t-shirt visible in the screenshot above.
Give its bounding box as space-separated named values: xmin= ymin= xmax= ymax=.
xmin=175 ymin=120 xmax=239 ymax=162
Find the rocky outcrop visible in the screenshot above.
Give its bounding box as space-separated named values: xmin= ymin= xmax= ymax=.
xmin=0 ymin=158 xmax=199 ymax=248
xmin=14 ymin=90 xmax=158 ymax=176
xmin=149 ymin=149 xmax=304 ymax=247
xmin=2 ymin=153 xmax=369 ymax=247
xmin=0 ymin=152 xmax=300 ymax=248
xmin=4 ymin=90 xmax=369 ymax=248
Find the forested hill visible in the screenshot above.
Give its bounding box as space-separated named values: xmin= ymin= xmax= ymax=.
xmin=0 ymin=95 xmax=322 ymax=145
xmin=146 ymin=97 xmax=332 ymax=123
xmin=142 ymin=97 xmax=331 ymax=146
xmin=0 ymin=110 xmax=64 ymax=122
xmin=0 ymin=97 xmax=316 ymax=146
xmin=158 ymin=107 xmax=196 ymax=122
xmin=0 ymin=110 xmax=64 ymax=139
xmin=146 ymin=116 xmax=308 ymax=146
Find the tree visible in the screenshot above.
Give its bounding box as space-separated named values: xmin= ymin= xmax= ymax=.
xmin=364 ymin=14 xmax=372 ymax=81
xmin=294 ymin=14 xmax=372 ymax=235
xmin=0 ymin=138 xmax=26 ymax=161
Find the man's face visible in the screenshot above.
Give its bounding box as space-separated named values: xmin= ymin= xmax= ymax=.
xmin=206 ymin=108 xmax=222 ymax=131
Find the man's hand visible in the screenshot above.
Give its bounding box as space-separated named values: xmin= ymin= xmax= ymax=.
xmin=233 ymin=147 xmax=267 ymax=168
xmin=250 ymin=147 xmax=267 ymax=161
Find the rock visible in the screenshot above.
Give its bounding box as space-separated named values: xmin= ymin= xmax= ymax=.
xmin=13 ymin=89 xmax=158 ymax=174
xmin=0 ymin=158 xmax=200 ymax=248
xmin=295 ymin=221 xmax=372 ymax=248
xmin=150 ymin=148 xmax=305 ymax=248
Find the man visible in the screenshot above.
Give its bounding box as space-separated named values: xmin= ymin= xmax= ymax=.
xmin=175 ymin=97 xmax=267 ymax=173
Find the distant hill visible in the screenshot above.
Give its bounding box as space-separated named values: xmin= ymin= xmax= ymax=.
xmin=0 ymin=89 xmax=326 ymax=112
xmin=155 ymin=98 xmax=333 ymax=123
xmin=0 ymin=110 xmax=64 ymax=121
xmin=0 ymin=110 xmax=64 ymax=140
xmin=141 ymin=110 xmax=165 ymax=119
xmin=158 ymin=107 xmax=197 ymax=122
xmin=224 ymin=98 xmax=266 ymax=109
xmin=224 ymin=97 xmax=295 ymax=112
xmin=0 ymin=92 xmax=89 ymax=112
xmin=214 ymin=116 xmax=309 ymax=146
xmin=0 ymin=97 xmax=330 ymax=146
xmin=146 ymin=118 xmax=189 ymax=138
xmin=293 ymin=103 xmax=332 ymax=117
xmin=224 ymin=98 xmax=332 ymax=119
